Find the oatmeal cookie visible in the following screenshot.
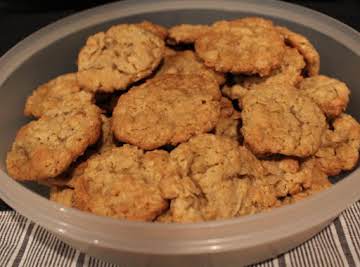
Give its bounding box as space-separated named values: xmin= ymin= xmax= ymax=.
xmin=241 ymin=84 xmax=326 ymax=157
xmin=6 ymin=93 xmax=102 ymax=181
xmin=167 ymin=134 xmax=263 ymax=221
xmin=241 ymin=47 xmax=306 ymax=88
xmin=49 ymin=187 xmax=74 ymax=208
xmin=24 ymin=73 xmax=82 ymax=118
xmin=73 ymin=146 xmax=171 ymax=221
xmin=277 ymin=26 xmax=320 ymax=76
xmin=195 ymin=17 xmax=285 ymax=76
xmin=221 ymin=84 xmax=249 ymax=101
xmin=77 ymin=24 xmax=165 ymax=92
xmin=299 ymin=75 xmax=350 ymax=117
xmin=157 ymin=50 xmax=225 ymax=85
xmin=168 ymin=24 xmax=210 ymax=44
xmin=135 ymin=20 xmax=168 ymax=40
xmin=112 ymin=74 xmax=221 ymax=150
xmin=214 ymin=98 xmax=242 ymax=142
xmin=315 ymin=114 xmax=360 ymax=175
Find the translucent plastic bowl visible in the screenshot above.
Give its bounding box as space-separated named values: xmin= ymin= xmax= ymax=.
xmin=0 ymin=0 xmax=359 ymax=266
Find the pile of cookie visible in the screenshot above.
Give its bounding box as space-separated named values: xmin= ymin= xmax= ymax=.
xmin=6 ymin=17 xmax=360 ymax=223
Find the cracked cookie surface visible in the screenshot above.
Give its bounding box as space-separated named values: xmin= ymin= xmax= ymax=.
xmin=161 ymin=134 xmax=263 ymax=222
xmin=299 ymin=75 xmax=350 ymax=117
xmin=112 ymin=74 xmax=221 ymax=150
xmin=195 ymin=17 xmax=285 ymax=76
xmin=24 ymin=73 xmax=82 ymax=118
xmin=277 ymin=26 xmax=320 ymax=76
xmin=77 ymin=24 xmax=165 ymax=92
xmin=73 ymin=145 xmax=170 ymax=221
xmin=241 ymin=84 xmax=326 ymax=157
xmin=157 ymin=50 xmax=225 ymax=85
xmin=314 ymin=114 xmax=360 ymax=175
xmin=6 ymin=92 xmax=102 ymax=181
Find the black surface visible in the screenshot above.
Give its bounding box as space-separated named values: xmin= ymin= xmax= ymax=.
xmin=0 ymin=0 xmax=359 ymax=211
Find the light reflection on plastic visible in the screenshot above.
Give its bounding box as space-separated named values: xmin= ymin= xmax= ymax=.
xmin=209 ymin=245 xmax=220 ymax=251
xmin=59 ymin=207 xmax=65 ymax=212
xmin=93 ymin=239 xmax=99 ymax=244
xmin=58 ymin=228 xmax=65 ymax=234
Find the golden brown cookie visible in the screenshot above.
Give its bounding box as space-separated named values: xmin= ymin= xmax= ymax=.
xmin=168 ymin=24 xmax=210 ymax=44
xmin=241 ymin=47 xmax=306 ymax=88
xmin=157 ymin=50 xmax=225 ymax=85
xmin=24 ymin=73 xmax=82 ymax=118
xmin=135 ymin=20 xmax=168 ymax=40
xmin=112 ymin=74 xmax=221 ymax=150
xmin=221 ymin=84 xmax=249 ymax=101
xmin=73 ymin=146 xmax=170 ymax=221
xmin=314 ymin=114 xmax=360 ymax=175
xmin=6 ymin=92 xmax=102 ymax=181
xmin=281 ymin=160 xmax=331 ymax=204
xmin=214 ymin=98 xmax=242 ymax=142
xmin=241 ymin=84 xmax=326 ymax=157
xmin=77 ymin=24 xmax=165 ymax=92
xmin=298 ymin=75 xmax=350 ymax=117
xmin=165 ymin=134 xmax=262 ymax=222
xmin=277 ymin=26 xmax=320 ymax=76
xmin=49 ymin=187 xmax=74 ymax=208
xmin=195 ymin=17 xmax=285 ymax=76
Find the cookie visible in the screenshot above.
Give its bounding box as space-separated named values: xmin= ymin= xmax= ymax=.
xmin=214 ymin=97 xmax=242 ymax=142
xmin=135 ymin=20 xmax=168 ymax=40
xmin=168 ymin=24 xmax=210 ymax=44
xmin=77 ymin=24 xmax=165 ymax=92
xmin=241 ymin=84 xmax=326 ymax=157
xmin=165 ymin=134 xmax=263 ymax=222
xmin=195 ymin=17 xmax=285 ymax=76
xmin=241 ymin=47 xmax=306 ymax=88
xmin=73 ymin=145 xmax=171 ymax=221
xmin=157 ymin=50 xmax=225 ymax=85
xmin=314 ymin=114 xmax=360 ymax=175
xmin=6 ymin=92 xmax=102 ymax=181
xmin=277 ymin=26 xmax=320 ymax=76
xmin=221 ymin=84 xmax=249 ymax=101
xmin=112 ymin=74 xmax=221 ymax=150
xmin=24 ymin=73 xmax=82 ymax=118
xmin=49 ymin=187 xmax=74 ymax=208
xmin=299 ymin=75 xmax=350 ymax=117
xmin=281 ymin=160 xmax=331 ymax=204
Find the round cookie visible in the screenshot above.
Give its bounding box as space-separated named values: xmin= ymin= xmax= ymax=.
xmin=157 ymin=50 xmax=225 ymax=85
xmin=168 ymin=24 xmax=210 ymax=44
xmin=165 ymin=134 xmax=263 ymax=222
xmin=135 ymin=20 xmax=168 ymax=40
xmin=277 ymin=26 xmax=320 ymax=76
xmin=195 ymin=17 xmax=285 ymax=76
xmin=77 ymin=24 xmax=165 ymax=92
xmin=298 ymin=75 xmax=350 ymax=118
xmin=24 ymin=73 xmax=82 ymax=118
xmin=112 ymin=74 xmax=221 ymax=150
xmin=6 ymin=92 xmax=102 ymax=181
xmin=241 ymin=84 xmax=327 ymax=157
xmin=315 ymin=114 xmax=360 ymax=175
xmin=241 ymin=47 xmax=306 ymax=88
xmin=73 ymin=145 xmax=171 ymax=221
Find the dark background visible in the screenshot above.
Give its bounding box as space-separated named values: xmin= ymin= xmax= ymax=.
xmin=0 ymin=0 xmax=359 ymax=211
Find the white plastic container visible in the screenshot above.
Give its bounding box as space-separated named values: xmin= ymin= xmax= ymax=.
xmin=0 ymin=1 xmax=359 ymax=266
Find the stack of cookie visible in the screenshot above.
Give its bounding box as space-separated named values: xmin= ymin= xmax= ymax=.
xmin=6 ymin=18 xmax=360 ymax=223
